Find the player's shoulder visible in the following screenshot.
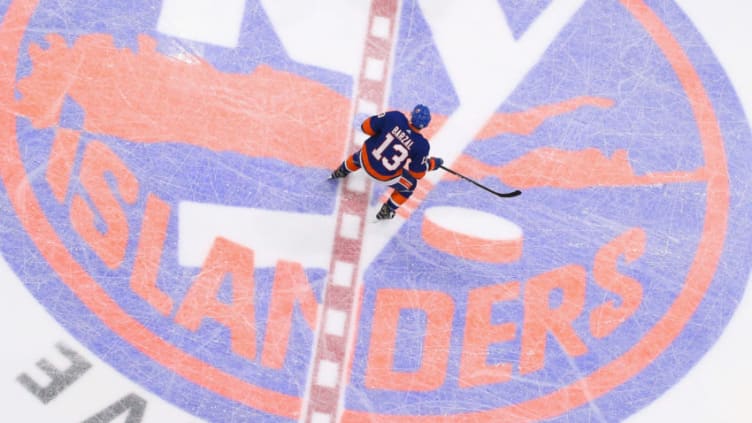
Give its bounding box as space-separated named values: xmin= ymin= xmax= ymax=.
xmin=411 ymin=132 xmax=430 ymax=153
xmin=375 ymin=110 xmax=405 ymax=123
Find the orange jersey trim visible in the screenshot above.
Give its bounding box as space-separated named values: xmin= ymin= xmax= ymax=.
xmin=359 ymin=149 xmax=399 ymax=182
xmin=390 ymin=190 xmax=408 ymax=205
xmin=345 ymin=155 xmax=360 ymax=172
xmin=408 ymin=169 xmax=426 ymax=180
xmin=398 ymin=177 xmax=414 ymax=189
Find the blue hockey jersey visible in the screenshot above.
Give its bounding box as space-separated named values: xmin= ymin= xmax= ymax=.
xmin=358 ymin=111 xmax=431 ymax=182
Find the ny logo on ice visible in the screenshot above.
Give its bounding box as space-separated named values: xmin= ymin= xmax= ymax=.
xmin=2 ymin=0 xmax=746 ymax=422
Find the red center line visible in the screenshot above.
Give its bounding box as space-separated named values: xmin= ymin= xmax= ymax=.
xmin=300 ymin=1 xmax=401 ymax=423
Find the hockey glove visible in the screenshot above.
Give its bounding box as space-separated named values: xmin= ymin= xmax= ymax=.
xmin=427 ymin=157 xmax=444 ymax=171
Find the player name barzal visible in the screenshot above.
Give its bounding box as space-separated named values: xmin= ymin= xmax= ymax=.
xmin=390 ymin=125 xmax=414 ymax=149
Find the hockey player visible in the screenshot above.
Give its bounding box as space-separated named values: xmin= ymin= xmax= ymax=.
xmin=330 ymin=104 xmax=443 ymax=220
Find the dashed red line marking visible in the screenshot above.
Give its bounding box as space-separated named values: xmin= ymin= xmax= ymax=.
xmin=301 ymin=2 xmax=401 ymax=423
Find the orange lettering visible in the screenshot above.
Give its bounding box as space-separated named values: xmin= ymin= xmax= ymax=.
xmin=130 ymin=194 xmax=173 ymax=316
xmin=459 ymin=281 xmax=519 ymax=387
xmin=174 ymin=237 xmax=257 ymax=361
xmin=589 ymin=228 xmax=646 ymax=338
xmin=365 ymin=289 xmax=454 ymax=392
xmin=45 ymin=129 xmax=80 ymax=203
xmin=520 ymin=265 xmax=588 ymax=374
xmin=70 ymin=141 xmax=138 ymax=269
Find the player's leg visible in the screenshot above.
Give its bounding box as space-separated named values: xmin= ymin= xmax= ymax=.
xmin=330 ymin=150 xmax=363 ymax=179
xmin=377 ymin=175 xmax=415 ymax=220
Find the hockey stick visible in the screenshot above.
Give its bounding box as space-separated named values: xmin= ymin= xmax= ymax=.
xmin=440 ymin=165 xmax=521 ymax=198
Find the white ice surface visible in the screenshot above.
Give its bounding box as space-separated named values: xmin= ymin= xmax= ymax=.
xmin=178 ymin=201 xmax=336 ymax=268
xmin=158 ymin=0 xmax=246 ymax=48
xmin=259 ymin=0 xmax=371 ymax=76
xmin=424 ymin=206 xmax=523 ymax=240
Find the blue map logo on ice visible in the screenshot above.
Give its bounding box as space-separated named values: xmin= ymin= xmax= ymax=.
xmin=0 ymin=0 xmax=750 ymax=422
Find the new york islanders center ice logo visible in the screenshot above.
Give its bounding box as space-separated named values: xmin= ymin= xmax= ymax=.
xmin=1 ymin=0 xmax=751 ymax=422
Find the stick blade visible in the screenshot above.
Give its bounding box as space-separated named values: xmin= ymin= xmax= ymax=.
xmin=497 ymin=190 xmax=522 ymax=198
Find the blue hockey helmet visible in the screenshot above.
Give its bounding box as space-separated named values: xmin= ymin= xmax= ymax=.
xmin=410 ymin=104 xmax=431 ymax=129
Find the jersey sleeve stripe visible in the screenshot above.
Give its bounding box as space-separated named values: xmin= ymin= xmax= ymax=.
xmin=345 ymin=154 xmax=360 ymax=171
